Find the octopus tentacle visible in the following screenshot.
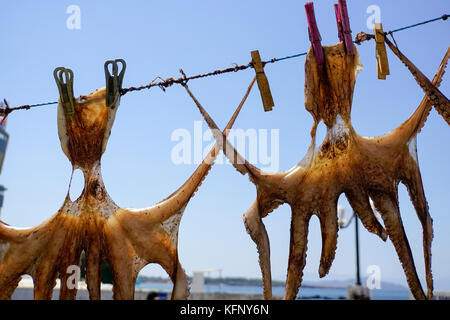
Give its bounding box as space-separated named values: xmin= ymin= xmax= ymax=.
xmin=182 ymin=81 xmax=263 ymax=181
xmin=84 ymin=242 xmax=102 ymax=300
xmin=400 ymin=150 xmax=433 ymax=300
xmin=385 ymin=40 xmax=450 ymax=125
xmin=0 ymin=252 xmax=27 ymax=299
xmin=183 ymin=81 xmax=291 ymax=300
xmin=0 ymin=275 xmax=20 ymax=299
xmin=32 ymin=262 xmax=59 ymax=300
xmin=0 ymin=216 xmax=62 ymax=299
xmin=345 ymin=189 xmax=387 ymax=240
xmin=133 ymin=77 xmax=258 ymax=224
xmin=58 ymin=252 xmax=83 ymax=300
xmin=284 ymin=207 xmax=311 ymax=300
xmin=57 ymin=218 xmax=84 ymax=300
xmin=111 ymin=207 xmax=190 ymax=300
xmin=317 ymin=200 xmax=339 ymax=278
xmin=168 ymin=261 xmax=190 ymax=300
xmin=243 ymin=200 xmax=272 ymax=300
xmin=370 ymin=192 xmax=426 ymax=300
xmin=104 ymin=219 xmax=136 ymax=300
xmin=59 ymin=272 xmax=79 ymax=300
xmin=376 ymin=47 xmax=450 ymax=147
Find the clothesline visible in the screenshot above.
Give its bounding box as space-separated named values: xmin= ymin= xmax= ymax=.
xmin=1 ymin=13 xmax=448 ymax=121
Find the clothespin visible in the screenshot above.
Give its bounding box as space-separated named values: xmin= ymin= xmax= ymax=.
xmin=374 ymin=23 xmax=390 ymax=79
xmin=104 ymin=59 xmax=126 ymax=107
xmin=251 ymin=50 xmax=274 ymax=112
xmin=334 ymin=4 xmax=344 ymax=42
xmin=54 ymin=67 xmax=75 ymax=115
xmin=305 ymin=2 xmax=324 ymax=64
xmin=336 ymin=0 xmax=355 ymax=55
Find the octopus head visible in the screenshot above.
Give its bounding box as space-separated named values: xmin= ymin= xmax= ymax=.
xmin=57 ymin=88 xmax=119 ymax=169
xmin=304 ymin=42 xmax=362 ymax=127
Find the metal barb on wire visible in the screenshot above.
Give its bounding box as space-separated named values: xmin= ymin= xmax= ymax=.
xmin=354 ymin=32 xmax=375 ymax=45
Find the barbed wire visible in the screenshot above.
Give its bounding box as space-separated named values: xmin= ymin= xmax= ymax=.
xmin=1 ymin=13 xmax=448 ymax=123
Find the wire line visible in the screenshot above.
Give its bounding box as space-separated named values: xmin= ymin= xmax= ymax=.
xmin=2 ymin=14 xmax=448 ymax=118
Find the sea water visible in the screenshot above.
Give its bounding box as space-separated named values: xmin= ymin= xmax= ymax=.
xmin=138 ymin=283 xmax=410 ymax=300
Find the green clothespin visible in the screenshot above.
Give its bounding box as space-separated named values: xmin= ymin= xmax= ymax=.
xmin=54 ymin=67 xmax=75 ymax=115
xmin=104 ymin=59 xmax=126 ymax=108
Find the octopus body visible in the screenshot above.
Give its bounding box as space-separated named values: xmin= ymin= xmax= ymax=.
xmin=187 ymin=42 xmax=450 ymax=300
xmin=0 ymin=82 xmax=247 ymax=299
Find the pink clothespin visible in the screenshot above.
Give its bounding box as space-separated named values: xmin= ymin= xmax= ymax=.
xmin=305 ymin=2 xmax=324 ymax=64
xmin=334 ymin=4 xmax=344 ymax=42
xmin=336 ymin=0 xmax=355 ymax=55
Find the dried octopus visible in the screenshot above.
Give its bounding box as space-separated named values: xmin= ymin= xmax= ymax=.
xmin=0 ymin=64 xmax=255 ymax=300
xmin=184 ymin=42 xmax=450 ymax=300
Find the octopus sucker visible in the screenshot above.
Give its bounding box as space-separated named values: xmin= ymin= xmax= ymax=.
xmin=0 ymin=75 xmax=255 ymax=299
xmin=186 ymin=43 xmax=450 ymax=299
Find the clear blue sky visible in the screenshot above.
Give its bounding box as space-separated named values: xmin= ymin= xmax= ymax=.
xmin=1 ymin=0 xmax=449 ymax=291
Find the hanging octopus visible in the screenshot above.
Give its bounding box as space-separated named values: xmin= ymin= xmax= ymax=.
xmin=183 ymin=42 xmax=450 ymax=300
xmin=0 ymin=61 xmax=255 ymax=300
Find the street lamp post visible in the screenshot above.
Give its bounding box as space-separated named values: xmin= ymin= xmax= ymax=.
xmin=338 ymin=206 xmax=369 ymax=299
xmin=354 ymin=214 xmax=361 ymax=286
xmin=0 ymin=114 xmax=8 ymax=219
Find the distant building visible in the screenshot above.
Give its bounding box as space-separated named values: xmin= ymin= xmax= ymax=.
xmin=0 ymin=118 xmax=8 ymax=218
xmin=0 ymin=185 xmax=5 ymax=217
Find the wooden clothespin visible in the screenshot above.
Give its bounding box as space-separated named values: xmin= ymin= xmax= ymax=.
xmin=374 ymin=23 xmax=390 ymax=79
xmin=251 ymin=50 xmax=274 ymax=112
xmin=334 ymin=4 xmax=344 ymax=42
xmin=336 ymin=0 xmax=355 ymax=55
xmin=54 ymin=67 xmax=75 ymax=115
xmin=104 ymin=59 xmax=126 ymax=108
xmin=305 ymin=2 xmax=324 ymax=64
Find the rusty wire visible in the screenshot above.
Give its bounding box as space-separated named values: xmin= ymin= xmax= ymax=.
xmin=120 ymin=63 xmax=252 ymax=95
